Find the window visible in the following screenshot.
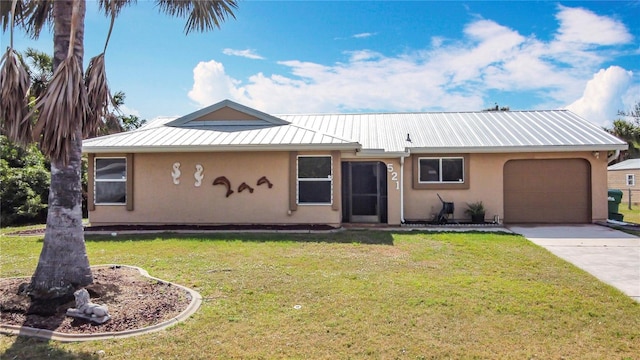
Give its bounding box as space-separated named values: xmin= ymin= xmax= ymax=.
xmin=95 ymin=158 xmax=127 ymax=204
xmin=297 ymin=156 xmax=332 ymax=204
xmin=419 ymin=157 xmax=464 ymax=183
xmin=627 ymin=174 xmax=635 ymax=187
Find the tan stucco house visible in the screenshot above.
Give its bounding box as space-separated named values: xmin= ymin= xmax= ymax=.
xmin=82 ymin=100 xmax=627 ymax=227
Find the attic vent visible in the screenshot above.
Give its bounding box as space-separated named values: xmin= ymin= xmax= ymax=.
xmin=406 ymin=133 xmax=412 ymax=142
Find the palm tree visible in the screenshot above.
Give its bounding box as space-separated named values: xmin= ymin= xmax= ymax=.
xmin=23 ymin=47 xmax=53 ymax=100
xmin=15 ymin=48 xmax=133 ymax=138
xmin=606 ymin=101 xmax=640 ymax=161
xmin=1 ymin=0 xmax=237 ymax=301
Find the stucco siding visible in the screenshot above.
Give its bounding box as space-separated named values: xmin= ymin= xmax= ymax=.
xmin=403 ymin=153 xmax=504 ymax=222
xmin=403 ymin=152 xmax=607 ymax=223
xmin=89 ymin=150 xmax=608 ymax=226
xmin=89 ymin=151 xmax=341 ymax=226
xmin=384 ymin=158 xmax=402 ymax=225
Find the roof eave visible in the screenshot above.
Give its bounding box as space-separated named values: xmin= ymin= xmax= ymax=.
xmin=408 ymin=144 xmax=628 ymax=154
xmin=83 ymin=143 xmax=361 ymax=154
xmin=356 ymin=149 xmax=409 ymax=158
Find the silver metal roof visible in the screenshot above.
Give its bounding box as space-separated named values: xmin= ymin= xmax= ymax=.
xmin=608 ymin=158 xmax=640 ymax=170
xmin=83 ymin=121 xmax=359 ymax=153
xmin=83 ymin=100 xmax=627 ymax=154
xmin=279 ymin=110 xmax=627 ymax=154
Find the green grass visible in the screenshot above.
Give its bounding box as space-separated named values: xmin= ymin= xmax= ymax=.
xmin=618 ymin=204 xmax=640 ymax=224
xmin=1 ymin=229 xmax=639 ymax=359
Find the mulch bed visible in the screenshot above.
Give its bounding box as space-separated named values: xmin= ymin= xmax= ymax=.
xmin=0 ymin=266 xmax=191 ymax=334
xmin=84 ymin=224 xmax=337 ymax=232
xmin=8 ymin=224 xmax=337 ymax=237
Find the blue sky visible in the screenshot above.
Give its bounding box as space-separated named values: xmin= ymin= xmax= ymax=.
xmin=4 ymin=1 xmax=639 ymax=127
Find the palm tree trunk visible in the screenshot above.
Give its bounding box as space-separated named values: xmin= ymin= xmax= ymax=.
xmin=29 ymin=0 xmax=92 ymax=299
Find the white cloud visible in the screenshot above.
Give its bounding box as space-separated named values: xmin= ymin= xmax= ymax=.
xmin=566 ymin=66 xmax=633 ymax=126
xmin=352 ymin=32 xmax=375 ymax=39
xmin=222 ymin=48 xmax=264 ymax=60
xmin=555 ymin=5 xmax=633 ymax=46
xmin=188 ymin=6 xmax=636 ymax=124
xmin=187 ymin=60 xmax=247 ymax=106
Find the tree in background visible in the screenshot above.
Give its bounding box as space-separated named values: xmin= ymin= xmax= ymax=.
xmin=0 ymin=0 xmax=237 ymax=302
xmin=23 ymin=47 xmax=52 ymax=99
xmin=0 ymin=135 xmax=50 ymax=225
xmin=606 ymin=101 xmax=640 ymax=161
xmin=97 ymin=91 xmax=148 ymax=135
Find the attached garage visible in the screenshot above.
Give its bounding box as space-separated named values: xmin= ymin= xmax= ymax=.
xmin=504 ymin=159 xmax=591 ymax=224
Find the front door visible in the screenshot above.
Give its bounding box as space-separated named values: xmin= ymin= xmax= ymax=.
xmin=342 ymin=162 xmax=388 ymax=223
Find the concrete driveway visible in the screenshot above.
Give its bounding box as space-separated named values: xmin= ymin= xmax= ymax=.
xmin=508 ymin=224 xmax=640 ymax=302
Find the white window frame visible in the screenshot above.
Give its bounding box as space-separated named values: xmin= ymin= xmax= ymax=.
xmin=626 ymin=173 xmax=635 ymax=187
xmin=418 ymin=157 xmax=465 ymax=183
xmin=297 ymin=155 xmax=333 ymax=205
xmin=94 ymin=157 xmax=127 ymax=205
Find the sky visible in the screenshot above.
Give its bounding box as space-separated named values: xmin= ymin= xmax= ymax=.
xmin=4 ymin=1 xmax=639 ymax=128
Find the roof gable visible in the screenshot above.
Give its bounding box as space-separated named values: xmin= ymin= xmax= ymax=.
xmin=167 ymin=99 xmax=289 ymax=130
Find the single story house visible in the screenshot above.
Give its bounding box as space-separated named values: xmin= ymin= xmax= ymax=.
xmin=83 ymin=99 xmax=627 ymax=227
xmin=608 ymin=158 xmax=640 ymax=205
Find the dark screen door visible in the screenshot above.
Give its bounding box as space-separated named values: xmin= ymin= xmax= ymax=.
xmin=343 ymin=162 xmax=387 ymax=223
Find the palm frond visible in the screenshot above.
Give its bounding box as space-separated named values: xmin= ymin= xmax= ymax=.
xmin=0 ymin=48 xmax=32 ymax=146
xmin=1 ymin=0 xmax=54 ymax=39
xmin=103 ymin=112 xmax=124 ymax=135
xmin=111 ymin=90 xmax=125 ymax=107
xmin=97 ymin=0 xmax=136 ymax=18
xmin=84 ymin=53 xmax=110 ymax=138
xmin=31 ymin=55 xmax=88 ymax=163
xmin=156 ymin=0 xmax=237 ymax=34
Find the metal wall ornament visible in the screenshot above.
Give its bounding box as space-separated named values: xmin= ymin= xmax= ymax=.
xmin=238 ymin=182 xmax=254 ymax=193
xmin=171 ymin=162 xmax=181 ymax=185
xmin=213 ymin=176 xmax=234 ymax=197
xmin=257 ymin=176 xmax=273 ymax=188
xmin=194 ymin=164 xmax=204 ymax=187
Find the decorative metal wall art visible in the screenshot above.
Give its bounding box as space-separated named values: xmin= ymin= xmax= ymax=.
xmin=257 ymin=176 xmax=273 ymax=188
xmin=194 ymin=164 xmax=204 ymax=187
xmin=238 ymin=182 xmax=254 ymax=193
xmin=172 ymin=162 xmax=273 ymax=198
xmin=213 ymin=176 xmax=234 ymax=197
xmin=171 ymin=162 xmax=181 ymax=185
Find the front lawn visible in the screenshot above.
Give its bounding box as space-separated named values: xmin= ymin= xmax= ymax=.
xmin=618 ymin=204 xmax=640 ymax=224
xmin=1 ymin=229 xmax=638 ymax=359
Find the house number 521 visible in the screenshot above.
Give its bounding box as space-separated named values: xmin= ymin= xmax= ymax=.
xmin=386 ymin=164 xmax=400 ymax=190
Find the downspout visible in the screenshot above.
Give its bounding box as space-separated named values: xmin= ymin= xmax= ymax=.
xmin=400 ymin=156 xmax=405 ymax=223
xmin=400 ymin=153 xmax=408 ymax=223
xmin=607 ymin=149 xmax=620 ymax=164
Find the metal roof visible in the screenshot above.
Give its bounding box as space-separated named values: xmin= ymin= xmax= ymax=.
xmin=279 ymin=110 xmax=627 ymax=154
xmin=608 ymin=158 xmax=640 ymax=171
xmin=83 ymin=100 xmax=627 ymax=154
xmin=83 ymin=122 xmax=359 ymax=153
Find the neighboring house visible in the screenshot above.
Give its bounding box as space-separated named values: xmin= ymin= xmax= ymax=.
xmin=608 ymin=159 xmax=640 ymax=205
xmin=82 ymin=99 xmax=627 ymax=227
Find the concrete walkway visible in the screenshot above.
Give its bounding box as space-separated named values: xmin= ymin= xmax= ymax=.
xmin=508 ymin=224 xmax=640 ymax=302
